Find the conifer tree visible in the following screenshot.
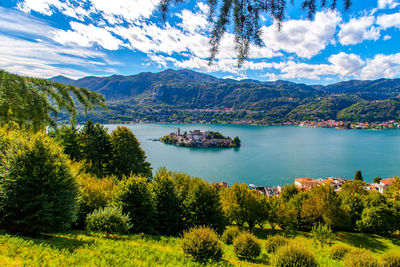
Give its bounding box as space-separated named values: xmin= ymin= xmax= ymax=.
xmin=354 ymin=170 xmax=363 ymax=181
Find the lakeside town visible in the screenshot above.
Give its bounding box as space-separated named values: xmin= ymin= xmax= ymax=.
xmin=212 ymin=176 xmax=397 ymax=197
xmin=159 ymin=128 xmax=241 ymax=148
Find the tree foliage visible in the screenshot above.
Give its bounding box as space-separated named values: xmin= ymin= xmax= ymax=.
xmin=110 ymin=126 xmax=152 ymax=178
xmin=0 ymin=131 xmax=78 ymax=236
xmin=159 ymin=0 xmax=351 ymax=65
xmin=0 ymin=70 xmax=105 ymax=131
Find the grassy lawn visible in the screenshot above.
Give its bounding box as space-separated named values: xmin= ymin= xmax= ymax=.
xmin=0 ymin=229 xmax=399 ymax=266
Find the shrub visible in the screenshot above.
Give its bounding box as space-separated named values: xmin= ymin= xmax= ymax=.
xmin=273 ymin=242 xmax=317 ymax=267
xmin=221 ymin=226 xmax=241 ymax=245
xmin=86 ymin=206 xmax=131 ymax=236
xmin=0 ymin=132 xmax=78 ymax=236
xmin=265 ymin=235 xmax=289 ymax=253
xmin=181 ymin=226 xmax=223 ymax=262
xmin=233 ymin=232 xmax=261 ymax=260
xmin=113 ymin=175 xmax=155 ymax=234
xmin=76 ymin=173 xmax=118 ymax=228
xmin=381 ymin=252 xmax=400 ymax=267
xmin=343 ymin=249 xmax=378 ymax=267
xmin=329 ymin=244 xmax=352 ymax=260
xmin=311 ymin=223 xmax=334 ymax=248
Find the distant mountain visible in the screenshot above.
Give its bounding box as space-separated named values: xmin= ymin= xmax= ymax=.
xmin=51 ymin=69 xmax=400 ymax=123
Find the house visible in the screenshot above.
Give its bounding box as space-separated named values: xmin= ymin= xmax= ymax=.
xmin=295 ymin=177 xmax=320 ymax=190
xmin=323 ymin=177 xmax=346 ymax=192
xmin=378 ymin=178 xmax=395 ymax=193
xmin=212 ymin=182 xmax=229 ymax=188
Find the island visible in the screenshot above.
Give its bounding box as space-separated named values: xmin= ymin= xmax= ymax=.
xmin=160 ymin=128 xmax=241 ymax=148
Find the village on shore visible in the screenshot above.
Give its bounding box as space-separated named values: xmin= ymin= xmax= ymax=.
xmin=159 ymin=128 xmax=241 ymax=148
xmin=212 ymin=176 xmax=397 ymax=197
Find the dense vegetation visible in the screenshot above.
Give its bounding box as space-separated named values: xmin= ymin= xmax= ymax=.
xmin=52 ymin=69 xmax=400 ymax=124
xmin=1 ymin=70 xmax=400 ymax=265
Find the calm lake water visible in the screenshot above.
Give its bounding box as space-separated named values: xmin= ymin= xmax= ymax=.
xmin=105 ymin=124 xmax=400 ymax=186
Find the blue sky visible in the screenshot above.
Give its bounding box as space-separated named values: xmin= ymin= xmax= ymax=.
xmin=0 ymin=0 xmax=399 ymax=84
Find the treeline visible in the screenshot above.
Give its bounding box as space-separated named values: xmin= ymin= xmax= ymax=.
xmin=1 ymin=122 xmax=400 ymax=237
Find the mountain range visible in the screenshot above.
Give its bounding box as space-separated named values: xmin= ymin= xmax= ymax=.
xmin=51 ymin=69 xmax=400 ymax=123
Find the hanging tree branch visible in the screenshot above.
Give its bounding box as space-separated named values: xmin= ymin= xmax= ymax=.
xmin=159 ymin=0 xmax=351 ymax=66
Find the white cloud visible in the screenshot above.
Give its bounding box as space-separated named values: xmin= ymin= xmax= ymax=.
xmin=0 ymin=8 xmax=116 ymax=78
xmin=328 ymin=52 xmax=365 ymax=76
xmin=18 ymin=0 xmax=91 ymax=20
xmin=360 ymin=53 xmax=400 ymax=79
xmin=338 ymin=16 xmax=380 ymax=45
xmin=377 ymin=12 xmax=400 ymax=29
xmin=378 ymin=0 xmax=399 ymax=9
xmin=89 ymin=0 xmax=159 ymax=23
xmin=383 ymin=34 xmax=392 ymax=40
xmin=52 ymin=22 xmax=123 ymax=50
xmin=260 ymin=11 xmax=342 ymax=58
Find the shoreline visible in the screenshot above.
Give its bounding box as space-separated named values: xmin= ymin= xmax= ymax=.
xmin=102 ymin=120 xmax=400 ymax=130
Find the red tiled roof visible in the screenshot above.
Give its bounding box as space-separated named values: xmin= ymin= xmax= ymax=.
xmin=381 ymin=178 xmax=395 ymax=185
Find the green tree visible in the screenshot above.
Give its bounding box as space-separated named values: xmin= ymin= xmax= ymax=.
xmin=184 ymin=180 xmax=226 ymax=233
xmin=159 ymin=0 xmax=351 ymax=65
xmin=233 ymin=136 xmax=241 ymax=147
xmin=51 ymin=123 xmax=83 ymax=161
xmin=113 ymin=175 xmax=155 ymax=234
xmin=354 ymin=170 xmax=363 ymax=181
xmin=311 ymin=223 xmax=334 ymax=249
xmin=0 ymin=70 xmax=104 ymax=131
xmin=152 ymin=169 xmax=183 ymax=235
xmin=373 ymin=177 xmax=382 ymax=184
xmin=80 ymin=120 xmax=112 ymax=178
xmin=0 ymin=131 xmax=78 ymax=236
xmin=301 ymin=184 xmax=350 ymax=230
xmin=110 ymin=126 xmax=152 ymax=178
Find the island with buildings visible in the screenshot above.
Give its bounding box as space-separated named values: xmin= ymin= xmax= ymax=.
xmin=160 ymin=128 xmax=241 ymax=148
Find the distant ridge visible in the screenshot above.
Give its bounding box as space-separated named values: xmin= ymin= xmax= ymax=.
xmin=50 ymin=69 xmax=400 ymax=123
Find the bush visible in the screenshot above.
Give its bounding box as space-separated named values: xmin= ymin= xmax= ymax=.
xmin=265 ymin=235 xmax=289 ymax=253
xmin=343 ymin=249 xmax=378 ymax=267
xmin=181 ymin=226 xmax=223 ymax=262
xmin=86 ymin=206 xmax=131 ymax=236
xmin=113 ymin=175 xmax=155 ymax=234
xmin=233 ymin=232 xmax=261 ymax=260
xmin=381 ymin=252 xmax=400 ymax=267
xmin=329 ymin=244 xmax=352 ymax=260
xmin=273 ymin=242 xmax=317 ymax=267
xmin=221 ymin=226 xmax=241 ymax=245
xmin=311 ymin=223 xmax=334 ymax=248
xmin=76 ymin=173 xmax=118 ymax=228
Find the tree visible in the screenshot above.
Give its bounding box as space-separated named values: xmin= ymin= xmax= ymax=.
xmin=354 ymin=170 xmax=363 ymax=181
xmin=51 ymin=123 xmax=83 ymax=161
xmin=0 ymin=131 xmax=78 ymax=236
xmin=152 ymin=170 xmax=183 ymax=235
xmin=113 ymin=175 xmax=155 ymax=234
xmin=301 ymin=184 xmax=350 ymax=230
xmin=233 ymin=136 xmax=241 ymax=147
xmin=109 ymin=126 xmax=152 ymax=179
xmin=373 ymin=177 xmax=382 ymax=184
xmin=0 ymin=70 xmax=105 ymax=131
xmin=311 ymin=223 xmax=334 ymax=249
xmin=184 ymin=180 xmax=226 ymax=233
xmin=80 ymin=120 xmax=112 ymax=178
xmin=159 ymin=0 xmax=351 ymax=65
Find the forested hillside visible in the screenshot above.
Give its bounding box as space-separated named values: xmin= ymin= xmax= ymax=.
xmin=51 ymin=69 xmax=400 ymax=123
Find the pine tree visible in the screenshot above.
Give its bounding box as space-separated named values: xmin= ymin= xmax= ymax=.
xmin=354 ymin=170 xmax=363 ymax=181
xmin=80 ymin=120 xmax=112 ymax=178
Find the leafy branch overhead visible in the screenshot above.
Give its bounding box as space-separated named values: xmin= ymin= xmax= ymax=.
xmin=0 ymin=70 xmax=105 ymax=131
xmin=159 ymin=0 xmax=351 ymax=65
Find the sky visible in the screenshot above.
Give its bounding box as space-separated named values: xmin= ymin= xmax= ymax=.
xmin=0 ymin=0 xmax=399 ymax=84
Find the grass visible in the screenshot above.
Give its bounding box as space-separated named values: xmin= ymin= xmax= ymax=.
xmin=0 ymin=229 xmax=400 ymax=266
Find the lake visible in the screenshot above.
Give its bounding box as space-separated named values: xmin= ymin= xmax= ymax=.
xmin=105 ymin=123 xmax=400 ymax=186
